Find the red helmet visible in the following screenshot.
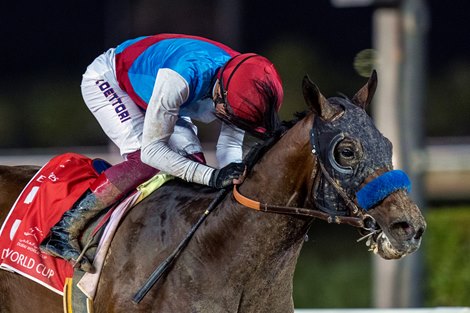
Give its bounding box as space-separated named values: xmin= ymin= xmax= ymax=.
xmin=217 ymin=53 xmax=284 ymax=137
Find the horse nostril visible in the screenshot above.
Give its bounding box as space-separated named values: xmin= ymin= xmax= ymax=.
xmin=391 ymin=221 xmax=414 ymax=240
xmin=414 ymin=227 xmax=424 ymax=240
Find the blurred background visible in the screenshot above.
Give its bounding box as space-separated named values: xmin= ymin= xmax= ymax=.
xmin=0 ymin=0 xmax=469 ymax=309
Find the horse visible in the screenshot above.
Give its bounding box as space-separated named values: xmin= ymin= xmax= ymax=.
xmin=0 ymin=73 xmax=426 ymax=313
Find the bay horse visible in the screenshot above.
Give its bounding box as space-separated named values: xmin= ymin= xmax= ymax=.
xmin=0 ymin=73 xmax=426 ymax=313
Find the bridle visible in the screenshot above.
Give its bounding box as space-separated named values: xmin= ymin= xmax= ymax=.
xmin=233 ymin=112 xmax=411 ymax=232
xmin=232 ymin=115 xmax=378 ymax=231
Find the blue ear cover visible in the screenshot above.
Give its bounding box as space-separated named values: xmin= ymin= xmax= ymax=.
xmin=356 ymin=170 xmax=411 ymax=211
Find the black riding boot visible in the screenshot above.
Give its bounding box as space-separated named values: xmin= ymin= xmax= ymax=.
xmin=40 ymin=175 xmax=123 ymax=272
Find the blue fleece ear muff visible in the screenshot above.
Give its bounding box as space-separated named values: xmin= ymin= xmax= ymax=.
xmin=356 ymin=170 xmax=411 ymax=211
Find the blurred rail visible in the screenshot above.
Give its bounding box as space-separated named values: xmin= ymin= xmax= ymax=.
xmin=424 ymin=140 xmax=470 ymax=201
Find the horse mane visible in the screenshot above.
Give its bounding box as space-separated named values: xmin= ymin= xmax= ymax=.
xmin=243 ymin=110 xmax=309 ymax=172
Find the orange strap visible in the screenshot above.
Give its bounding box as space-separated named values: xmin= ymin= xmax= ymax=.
xmin=232 ymin=185 xmax=365 ymax=228
xmin=233 ymin=186 xmax=260 ymax=210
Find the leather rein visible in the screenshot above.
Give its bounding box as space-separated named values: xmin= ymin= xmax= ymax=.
xmin=233 ymin=184 xmax=366 ymax=228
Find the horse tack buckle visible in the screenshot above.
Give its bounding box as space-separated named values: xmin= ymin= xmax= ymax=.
xmin=309 ymin=128 xmax=317 ymax=155
xmin=362 ymin=214 xmax=378 ymax=231
xmin=327 ymin=215 xmax=341 ymax=224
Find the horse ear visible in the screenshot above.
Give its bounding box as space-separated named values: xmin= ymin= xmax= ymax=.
xmin=352 ymin=70 xmax=378 ymax=109
xmin=302 ymin=75 xmax=339 ymax=121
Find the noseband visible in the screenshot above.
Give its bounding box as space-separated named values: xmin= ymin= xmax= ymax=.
xmin=233 ymin=114 xmax=411 ymax=230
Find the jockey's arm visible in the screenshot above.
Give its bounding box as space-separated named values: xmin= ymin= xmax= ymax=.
xmin=216 ymin=123 xmax=244 ymax=167
xmin=141 ymin=69 xmax=215 ymax=185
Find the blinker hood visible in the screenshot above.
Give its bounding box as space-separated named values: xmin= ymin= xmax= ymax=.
xmin=309 ymin=97 xmax=408 ymax=214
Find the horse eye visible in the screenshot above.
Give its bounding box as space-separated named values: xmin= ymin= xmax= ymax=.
xmin=340 ymin=148 xmax=354 ymax=159
xmin=334 ymin=144 xmax=356 ymax=166
xmin=331 ymin=137 xmax=362 ymax=170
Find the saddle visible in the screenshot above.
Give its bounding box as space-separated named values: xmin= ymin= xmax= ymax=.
xmin=0 ymin=152 xmax=173 ymax=313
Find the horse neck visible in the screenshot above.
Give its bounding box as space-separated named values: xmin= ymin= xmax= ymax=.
xmin=236 ymin=113 xmax=318 ymax=245
xmin=213 ymin=115 xmax=316 ymax=310
xmin=240 ymin=113 xmax=316 ymax=207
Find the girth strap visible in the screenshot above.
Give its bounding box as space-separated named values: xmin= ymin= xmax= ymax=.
xmin=232 ymin=186 xmax=365 ymax=228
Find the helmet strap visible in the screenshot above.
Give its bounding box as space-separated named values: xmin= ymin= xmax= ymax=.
xmin=219 ymin=53 xmax=259 ymax=113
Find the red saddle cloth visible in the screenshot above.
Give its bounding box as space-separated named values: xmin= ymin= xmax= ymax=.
xmin=0 ymin=153 xmax=100 ymax=295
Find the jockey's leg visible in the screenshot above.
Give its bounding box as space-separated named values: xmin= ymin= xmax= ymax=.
xmin=40 ymin=150 xmax=158 ymax=272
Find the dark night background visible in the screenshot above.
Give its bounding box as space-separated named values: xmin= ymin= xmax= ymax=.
xmin=0 ymin=0 xmax=469 ymax=148
xmin=2 ymin=1 xmax=468 ymax=78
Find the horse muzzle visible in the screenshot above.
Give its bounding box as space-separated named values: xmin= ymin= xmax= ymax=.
xmin=366 ymin=200 xmax=426 ymax=260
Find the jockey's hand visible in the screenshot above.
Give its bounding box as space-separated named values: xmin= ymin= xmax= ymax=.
xmin=210 ymin=162 xmax=246 ymax=189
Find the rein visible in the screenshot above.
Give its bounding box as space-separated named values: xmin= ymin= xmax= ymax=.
xmin=232 ymin=185 xmax=365 ymax=228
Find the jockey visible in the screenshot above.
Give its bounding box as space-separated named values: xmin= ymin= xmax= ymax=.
xmin=40 ymin=33 xmax=284 ymax=272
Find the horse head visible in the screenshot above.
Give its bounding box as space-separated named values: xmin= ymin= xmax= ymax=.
xmin=302 ymin=71 xmax=426 ymax=260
